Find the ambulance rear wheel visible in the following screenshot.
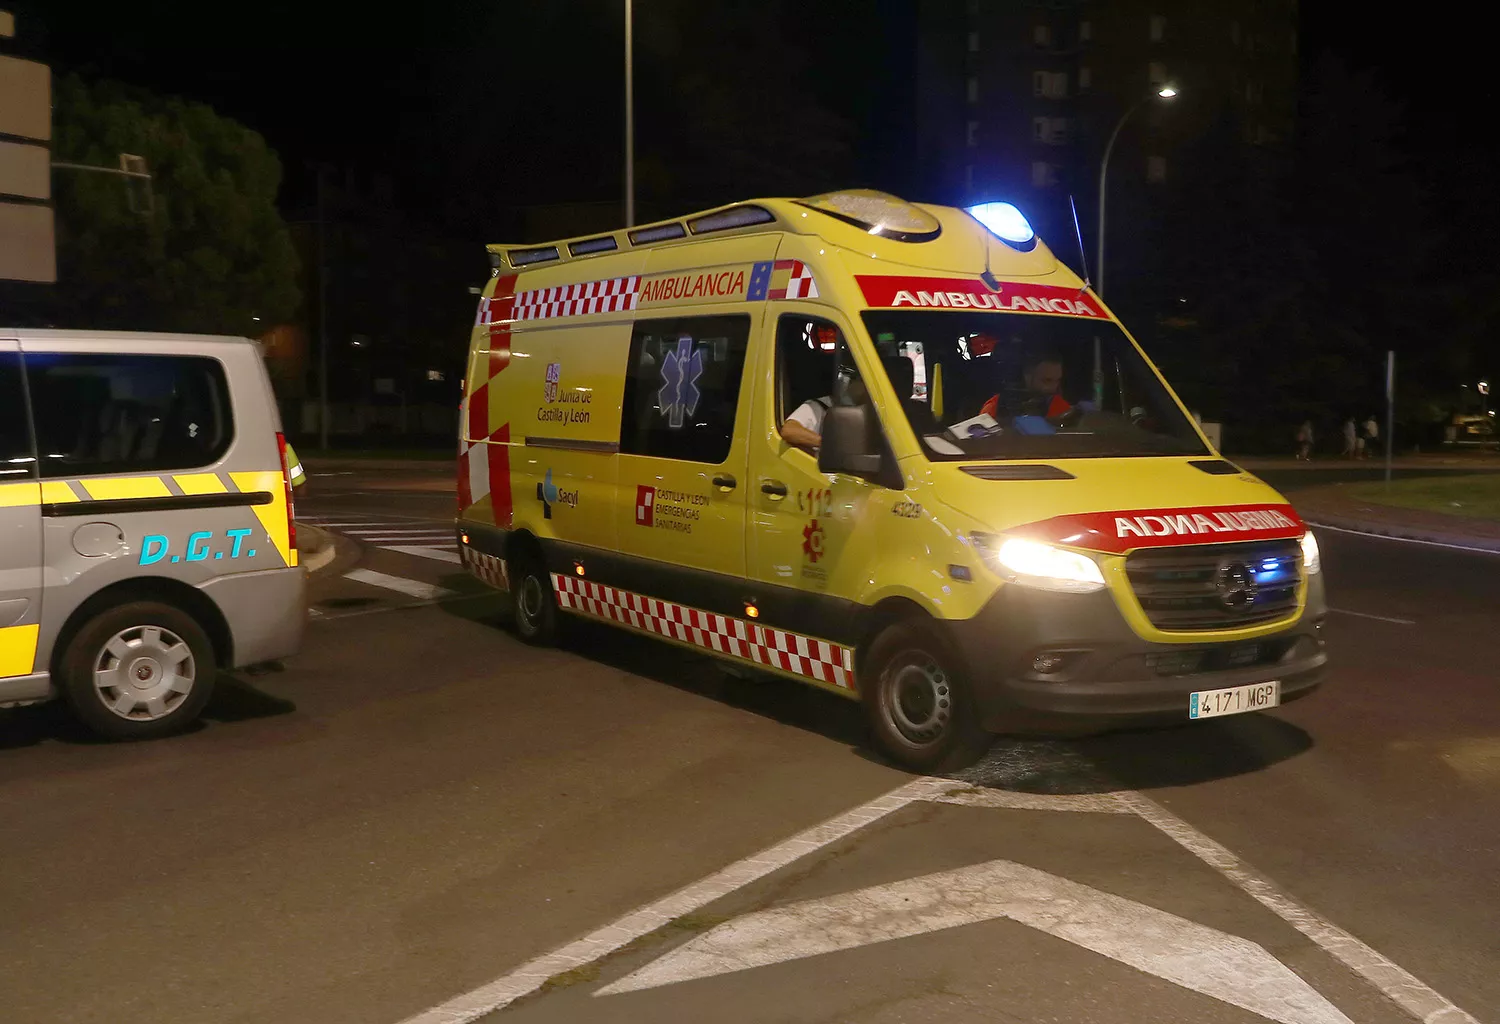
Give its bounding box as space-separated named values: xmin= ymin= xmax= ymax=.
xmin=862 ymin=619 xmax=991 ymax=773
xmin=510 ymin=552 xmax=559 ymax=646
xmin=59 ymin=601 xmax=217 ymax=740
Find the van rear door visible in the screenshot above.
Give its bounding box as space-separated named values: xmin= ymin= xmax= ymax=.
xmin=0 ymin=340 xmax=44 ymax=697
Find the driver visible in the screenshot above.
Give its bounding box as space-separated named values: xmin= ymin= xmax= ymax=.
xmin=980 ymin=350 xmax=1072 ymax=421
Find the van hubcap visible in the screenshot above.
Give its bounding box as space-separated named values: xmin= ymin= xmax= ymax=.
xmin=519 ymin=576 xmax=546 ymax=627
xmin=886 ymin=654 xmax=952 ymax=744
xmin=94 ymin=626 xmax=195 ymax=722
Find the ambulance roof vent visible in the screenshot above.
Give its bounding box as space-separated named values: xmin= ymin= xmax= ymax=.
xmin=568 ymin=235 xmax=619 ymax=257
xmin=509 ymin=244 xmax=560 ymax=267
xmin=796 ymin=189 xmax=942 ymax=243
xmin=688 ymin=204 xmax=775 ymax=235
xmin=629 ymin=222 xmax=687 ymax=245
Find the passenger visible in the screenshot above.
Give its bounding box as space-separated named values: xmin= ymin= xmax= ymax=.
xmin=782 ymin=331 xmax=869 ymax=451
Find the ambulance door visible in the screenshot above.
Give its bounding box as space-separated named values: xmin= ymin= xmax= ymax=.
xmin=0 ymin=342 xmax=44 ymax=692
xmin=748 ymin=310 xmax=884 ymax=610
xmin=614 ymin=314 xmax=753 ymax=581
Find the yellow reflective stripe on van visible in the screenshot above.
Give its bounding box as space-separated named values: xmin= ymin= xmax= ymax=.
xmin=229 ymin=470 xmax=295 ymax=567
xmin=0 ymin=482 xmax=39 ymax=507
xmin=173 ymin=473 xmax=228 ymax=495
xmin=40 ymin=481 xmax=78 ymax=503
xmin=82 ymin=476 xmax=171 ymax=500
xmin=0 ymin=623 xmax=39 ymax=678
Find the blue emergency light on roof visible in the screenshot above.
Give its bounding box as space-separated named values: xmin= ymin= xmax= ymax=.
xmin=967 ymin=202 xmax=1035 ymax=249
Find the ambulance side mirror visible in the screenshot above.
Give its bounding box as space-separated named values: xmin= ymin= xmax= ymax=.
xmin=819 ymin=405 xmax=884 ymax=477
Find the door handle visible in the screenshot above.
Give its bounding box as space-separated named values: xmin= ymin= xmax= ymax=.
xmin=761 ymin=480 xmax=788 ymax=498
xmin=712 ymin=474 xmax=737 ymax=491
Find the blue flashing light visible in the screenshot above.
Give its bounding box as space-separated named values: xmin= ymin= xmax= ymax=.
xmin=967 ymin=202 xmax=1035 ymax=245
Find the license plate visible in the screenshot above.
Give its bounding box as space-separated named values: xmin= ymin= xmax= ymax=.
xmin=1189 ymin=681 xmax=1280 ymax=720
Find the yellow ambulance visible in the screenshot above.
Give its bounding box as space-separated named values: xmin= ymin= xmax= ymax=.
xmin=456 ymin=190 xmax=1326 ymax=771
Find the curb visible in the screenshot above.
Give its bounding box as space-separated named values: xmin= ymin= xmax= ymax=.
xmin=299 ymin=525 xmax=339 ymax=574
xmin=1305 ymin=515 xmax=1500 ymax=555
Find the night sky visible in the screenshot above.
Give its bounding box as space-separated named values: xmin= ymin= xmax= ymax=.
xmin=12 ymin=0 xmax=1497 ymax=245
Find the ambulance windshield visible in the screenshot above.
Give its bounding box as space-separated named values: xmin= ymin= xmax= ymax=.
xmin=861 ymin=311 xmax=1208 ymax=461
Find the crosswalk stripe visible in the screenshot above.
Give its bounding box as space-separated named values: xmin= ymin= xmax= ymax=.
xmin=385 ymin=546 xmax=462 ymax=564
xmin=343 ymin=569 xmax=454 ymax=601
xmin=348 ymin=536 xmax=453 ymax=545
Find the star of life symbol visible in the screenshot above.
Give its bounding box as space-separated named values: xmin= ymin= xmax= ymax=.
xmin=658 ymin=336 xmax=704 ymax=429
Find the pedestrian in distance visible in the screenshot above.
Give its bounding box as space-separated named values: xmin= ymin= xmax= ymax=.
xmin=1342 ymin=417 xmax=1358 ymax=459
xmin=1296 ymin=420 xmax=1314 ymax=461
xmin=1363 ymin=414 xmax=1380 ymax=460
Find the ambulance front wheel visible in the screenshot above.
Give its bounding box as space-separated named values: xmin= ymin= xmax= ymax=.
xmin=59 ymin=601 xmax=217 ymax=740
xmin=862 ymin=619 xmax=992 ymax=773
xmin=510 ymin=551 xmax=560 ymax=646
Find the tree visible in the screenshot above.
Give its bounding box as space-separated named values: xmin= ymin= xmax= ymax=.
xmin=44 ymin=74 xmax=298 ymax=335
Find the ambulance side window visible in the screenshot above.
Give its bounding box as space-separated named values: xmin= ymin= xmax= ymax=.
xmin=0 ymin=353 xmax=34 ymax=481
xmin=775 ymin=315 xmax=843 ymax=428
xmin=620 ymin=314 xmax=750 ymax=465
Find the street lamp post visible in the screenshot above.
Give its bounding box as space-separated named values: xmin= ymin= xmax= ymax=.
xmin=624 ymin=0 xmax=635 ymax=227
xmin=1095 ymin=84 xmax=1177 ymax=299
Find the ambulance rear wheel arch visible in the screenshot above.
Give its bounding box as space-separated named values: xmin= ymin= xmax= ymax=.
xmin=51 ymin=577 xmax=233 ymax=679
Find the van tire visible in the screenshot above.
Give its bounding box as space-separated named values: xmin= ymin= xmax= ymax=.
xmin=509 ymin=552 xmax=560 ymax=646
xmin=861 ymin=619 xmax=991 ymax=773
xmin=58 ymin=601 xmax=217 ymax=740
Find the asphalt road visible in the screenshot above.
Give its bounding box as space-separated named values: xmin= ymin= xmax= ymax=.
xmin=1 ymin=463 xmax=1495 ymax=1024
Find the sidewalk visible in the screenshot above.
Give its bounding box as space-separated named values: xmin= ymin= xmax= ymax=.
xmin=1289 ymin=483 xmax=1500 ymax=553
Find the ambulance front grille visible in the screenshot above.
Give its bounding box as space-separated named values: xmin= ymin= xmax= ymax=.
xmin=1125 ymin=539 xmax=1302 ymax=631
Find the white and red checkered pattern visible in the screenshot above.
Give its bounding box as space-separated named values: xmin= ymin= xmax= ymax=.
xmin=766 ymin=259 xmax=819 ymax=300
xmin=552 ymin=574 xmax=854 ymax=689
xmin=780 ymin=259 xmax=819 ymax=299
xmin=461 ymin=545 xmax=509 ymax=590
xmin=509 ymin=276 xmax=641 ymax=321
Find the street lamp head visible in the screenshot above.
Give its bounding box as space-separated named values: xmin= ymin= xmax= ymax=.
xmin=1157 ymin=84 xmax=1179 ymax=99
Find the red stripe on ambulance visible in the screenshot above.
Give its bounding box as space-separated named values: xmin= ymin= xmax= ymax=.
xmin=856 ymin=275 xmax=1102 ymax=318
xmin=1013 ymin=503 xmax=1306 ymax=554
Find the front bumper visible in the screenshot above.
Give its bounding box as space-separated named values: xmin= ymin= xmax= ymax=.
xmin=945 ymin=575 xmax=1328 ymax=734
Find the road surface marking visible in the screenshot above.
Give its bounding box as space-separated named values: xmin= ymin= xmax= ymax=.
xmin=931 ymin=785 xmax=1129 ymax=814
xmin=1327 ymin=607 xmax=1417 ymax=626
xmin=397 ymin=753 xmax=1478 ymax=1024
xmin=385 ymin=545 xmax=462 ymax=564
xmin=343 ymin=569 xmax=454 ymax=602
xmin=392 ymin=775 xmax=953 ymax=1024
xmin=1307 ymin=521 xmax=1500 ymax=557
xmin=1118 ymin=791 xmax=1481 ymax=1024
xmin=597 ymin=858 xmax=1354 ymax=1024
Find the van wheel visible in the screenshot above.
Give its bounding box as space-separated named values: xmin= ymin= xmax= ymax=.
xmin=861 ymin=619 xmax=991 ymax=773
xmin=59 ymin=601 xmax=216 ymax=740
xmin=509 ymin=552 xmax=560 ymax=646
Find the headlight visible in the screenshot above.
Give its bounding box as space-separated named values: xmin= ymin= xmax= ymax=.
xmin=1299 ymin=531 xmax=1322 ymax=574
xmin=972 ymin=534 xmax=1106 ymax=593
